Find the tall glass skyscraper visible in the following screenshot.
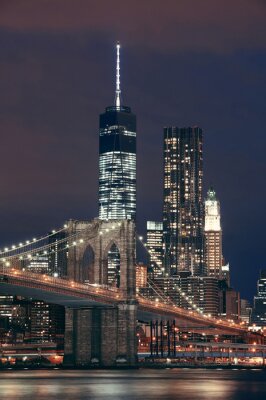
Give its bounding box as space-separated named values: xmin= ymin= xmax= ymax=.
xmin=163 ymin=127 xmax=204 ymax=276
xmin=99 ymin=42 xmax=136 ymax=220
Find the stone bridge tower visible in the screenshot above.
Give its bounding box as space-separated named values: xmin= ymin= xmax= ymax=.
xmin=64 ymin=218 xmax=138 ymax=367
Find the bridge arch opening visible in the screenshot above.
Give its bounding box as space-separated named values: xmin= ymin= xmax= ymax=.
xmin=107 ymin=243 xmax=120 ymax=288
xmin=81 ymin=245 xmax=95 ymax=283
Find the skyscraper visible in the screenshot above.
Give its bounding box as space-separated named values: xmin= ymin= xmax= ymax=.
xmin=204 ymin=187 xmax=222 ymax=278
xmin=163 ymin=127 xmax=204 ymax=276
xmin=146 ymin=221 xmax=164 ymax=277
xmin=252 ymin=269 xmax=266 ymax=326
xmin=99 ymin=42 xmax=136 ymax=220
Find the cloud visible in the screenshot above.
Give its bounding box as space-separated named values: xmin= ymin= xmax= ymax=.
xmin=0 ymin=0 xmax=266 ymax=53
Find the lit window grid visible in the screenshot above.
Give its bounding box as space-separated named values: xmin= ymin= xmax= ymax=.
xmin=163 ymin=127 xmax=204 ymax=275
xmin=99 ymin=151 xmax=136 ymax=220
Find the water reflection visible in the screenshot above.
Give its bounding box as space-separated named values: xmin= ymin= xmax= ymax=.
xmin=0 ymin=369 xmax=265 ymax=400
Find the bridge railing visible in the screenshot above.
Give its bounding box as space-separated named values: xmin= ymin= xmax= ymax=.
xmin=0 ymin=268 xmax=122 ymax=301
xmin=137 ymin=293 xmax=248 ymax=332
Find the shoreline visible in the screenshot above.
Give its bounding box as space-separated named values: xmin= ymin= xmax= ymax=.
xmin=0 ymin=364 xmax=265 ymax=371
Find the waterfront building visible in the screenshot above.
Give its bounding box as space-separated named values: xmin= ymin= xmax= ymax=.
xmin=146 ymin=221 xmax=164 ymax=277
xmin=252 ymin=269 xmax=266 ymax=326
xmin=30 ymin=301 xmax=65 ymax=345
xmin=99 ymin=42 xmax=136 ymax=221
xmin=163 ymin=127 xmax=204 ymax=276
xmin=0 ymin=295 xmax=13 ymax=336
xmin=204 ymin=187 xmax=222 ymax=278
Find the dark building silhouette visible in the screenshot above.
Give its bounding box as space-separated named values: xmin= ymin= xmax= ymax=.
xmin=252 ymin=269 xmax=266 ymax=326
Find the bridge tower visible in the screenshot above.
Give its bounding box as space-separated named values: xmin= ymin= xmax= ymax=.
xmin=63 ymin=218 xmax=138 ymax=367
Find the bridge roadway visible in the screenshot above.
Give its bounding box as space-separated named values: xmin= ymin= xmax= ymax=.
xmin=0 ymin=269 xmax=249 ymax=335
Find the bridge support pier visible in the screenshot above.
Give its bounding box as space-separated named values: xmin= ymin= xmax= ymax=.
xmin=63 ymin=303 xmax=137 ymax=367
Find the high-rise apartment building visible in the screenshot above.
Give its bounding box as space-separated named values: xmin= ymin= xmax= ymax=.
xmin=146 ymin=221 xmax=164 ymax=277
xmin=204 ymin=187 xmax=222 ymax=278
xmin=99 ymin=42 xmax=136 ymax=220
xmin=163 ymin=127 xmax=204 ymax=276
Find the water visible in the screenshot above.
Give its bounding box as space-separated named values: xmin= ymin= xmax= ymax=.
xmin=0 ymin=369 xmax=265 ymax=400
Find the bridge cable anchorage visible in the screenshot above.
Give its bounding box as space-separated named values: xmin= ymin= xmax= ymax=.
xmin=137 ymin=235 xmax=246 ymax=329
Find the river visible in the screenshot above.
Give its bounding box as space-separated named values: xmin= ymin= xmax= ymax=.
xmin=0 ymin=369 xmax=265 ymax=399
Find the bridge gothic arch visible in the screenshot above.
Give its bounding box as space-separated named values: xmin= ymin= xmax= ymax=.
xmin=67 ymin=218 xmax=136 ymax=297
xmin=80 ymin=244 xmax=95 ymax=283
xmin=102 ymin=241 xmax=121 ymax=288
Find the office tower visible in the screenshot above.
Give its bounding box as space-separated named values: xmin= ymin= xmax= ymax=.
xmin=146 ymin=221 xmax=164 ymax=277
xmin=218 ymin=280 xmax=240 ymax=321
xmin=30 ymin=300 xmax=50 ymax=343
xmin=204 ymin=187 xmax=222 ymax=278
xmin=140 ymin=275 xmax=219 ymax=316
xmin=240 ymin=299 xmax=252 ymax=324
xmin=252 ymin=269 xmax=266 ymax=326
xmin=0 ymin=295 xmax=13 ymax=339
xmin=27 ymin=255 xmax=49 ymax=274
xmin=180 ymin=276 xmax=219 ymax=316
xmin=221 ymin=263 xmax=230 ymax=286
xmin=30 ymin=301 xmax=65 ymax=344
xmin=163 ymin=127 xmax=204 ymax=276
xmin=136 ymin=263 xmax=148 ymax=288
xmin=99 ymin=42 xmax=136 ymax=220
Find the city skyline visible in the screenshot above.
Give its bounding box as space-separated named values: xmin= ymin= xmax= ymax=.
xmin=0 ymin=1 xmax=266 ymax=301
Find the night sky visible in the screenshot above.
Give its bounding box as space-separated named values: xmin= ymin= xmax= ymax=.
xmin=0 ymin=0 xmax=265 ymax=301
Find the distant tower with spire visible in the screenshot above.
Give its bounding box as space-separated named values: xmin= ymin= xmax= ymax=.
xmin=204 ymin=187 xmax=223 ymax=278
xmin=98 ymin=42 xmax=136 ymax=220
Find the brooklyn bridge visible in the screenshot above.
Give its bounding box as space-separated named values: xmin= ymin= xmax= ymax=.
xmin=0 ymin=218 xmax=263 ymax=367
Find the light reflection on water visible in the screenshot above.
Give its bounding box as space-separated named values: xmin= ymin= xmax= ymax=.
xmin=0 ymin=369 xmax=265 ymax=400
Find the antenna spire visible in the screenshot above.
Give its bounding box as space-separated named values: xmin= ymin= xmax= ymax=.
xmin=115 ymin=41 xmax=121 ymax=109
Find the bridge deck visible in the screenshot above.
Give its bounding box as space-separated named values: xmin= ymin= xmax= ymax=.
xmin=0 ymin=270 xmax=250 ymax=334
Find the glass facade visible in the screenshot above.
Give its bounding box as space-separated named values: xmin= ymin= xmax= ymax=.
xmin=107 ymin=243 xmax=120 ymax=288
xmin=163 ymin=127 xmax=204 ymax=276
xmin=99 ymin=106 xmax=136 ymax=220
